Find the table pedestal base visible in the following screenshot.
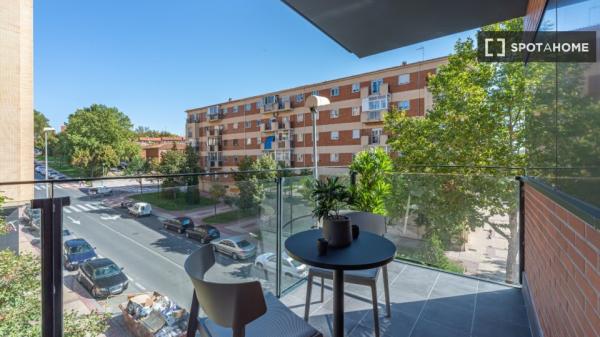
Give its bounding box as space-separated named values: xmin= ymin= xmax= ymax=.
xmin=333 ymin=269 xmax=344 ymax=337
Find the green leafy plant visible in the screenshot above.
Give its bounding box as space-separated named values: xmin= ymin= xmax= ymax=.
xmin=349 ymin=148 xmax=393 ymax=215
xmin=311 ymin=177 xmax=351 ymax=221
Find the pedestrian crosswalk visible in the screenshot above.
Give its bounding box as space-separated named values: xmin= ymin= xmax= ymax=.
xmin=34 ymin=184 xmax=67 ymax=191
xmin=62 ymin=203 xmax=109 ymax=214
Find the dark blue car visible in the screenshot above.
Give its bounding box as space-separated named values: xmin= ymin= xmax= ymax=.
xmin=63 ymin=239 xmax=97 ymax=271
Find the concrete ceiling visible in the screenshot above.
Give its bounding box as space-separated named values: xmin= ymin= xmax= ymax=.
xmin=282 ymin=0 xmax=529 ymax=58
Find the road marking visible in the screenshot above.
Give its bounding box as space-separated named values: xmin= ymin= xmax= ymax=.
xmin=67 ymin=216 xmax=80 ymax=225
xmin=100 ymin=214 xmax=120 ymax=221
xmin=34 ymin=185 xmax=43 ymax=190
xmin=135 ymin=282 xmax=146 ymax=291
xmin=74 ymin=204 xmax=90 ymax=211
xmin=85 ymin=203 xmax=99 ymax=210
xmin=127 ymin=276 xmax=134 ymax=281
xmin=65 ymin=206 xmax=80 ymax=213
xmin=81 ymin=214 xmax=185 ymax=271
xmin=63 ymin=207 xmax=72 ymax=214
xmin=54 ymin=185 xmax=64 ymax=190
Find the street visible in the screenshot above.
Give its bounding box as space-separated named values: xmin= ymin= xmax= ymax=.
xmin=32 ymin=176 xmax=278 ymax=315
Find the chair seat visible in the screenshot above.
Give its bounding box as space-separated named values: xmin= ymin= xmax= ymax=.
xmin=310 ymin=267 xmax=380 ymax=284
xmin=200 ymin=292 xmax=322 ymax=337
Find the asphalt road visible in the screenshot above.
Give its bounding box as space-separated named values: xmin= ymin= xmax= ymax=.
xmin=32 ymin=178 xmax=264 ymax=313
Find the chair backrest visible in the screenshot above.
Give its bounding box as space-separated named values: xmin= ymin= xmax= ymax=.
xmin=345 ymin=211 xmax=386 ymax=236
xmin=184 ymin=245 xmax=267 ymax=337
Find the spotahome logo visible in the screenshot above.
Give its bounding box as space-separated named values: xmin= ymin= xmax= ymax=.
xmin=477 ymin=31 xmax=596 ymax=62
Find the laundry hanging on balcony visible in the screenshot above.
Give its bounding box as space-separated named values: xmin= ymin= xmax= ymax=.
xmin=264 ymin=136 xmax=275 ymax=150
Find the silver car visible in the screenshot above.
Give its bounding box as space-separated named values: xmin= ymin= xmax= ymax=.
xmin=210 ymin=236 xmax=256 ymax=260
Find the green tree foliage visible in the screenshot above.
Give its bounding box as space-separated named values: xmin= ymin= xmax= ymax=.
xmin=181 ymin=145 xmax=201 ymax=186
xmin=349 ymin=148 xmax=393 ymax=215
xmin=125 ymin=156 xmax=150 ymax=194
xmin=384 ymin=19 xmax=527 ymax=282
xmin=33 ymin=110 xmax=57 ymax=150
xmin=64 ymin=104 xmax=139 ymax=177
xmin=158 ymin=148 xmax=186 ymax=199
xmin=209 ymin=183 xmax=227 ymax=215
xmin=234 ymin=156 xmax=277 ymax=210
xmin=134 ymin=126 xmax=179 ymax=138
xmin=0 ymin=196 xmax=109 ymax=336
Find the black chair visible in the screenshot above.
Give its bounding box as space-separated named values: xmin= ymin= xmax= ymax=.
xmin=304 ymin=212 xmax=391 ymax=337
xmin=185 ymin=245 xmax=322 ymax=337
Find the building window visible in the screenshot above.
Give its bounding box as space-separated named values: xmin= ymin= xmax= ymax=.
xmin=245 ymin=121 xmax=251 ymax=128
xmin=296 ymin=153 xmax=303 ymax=162
xmin=371 ymin=78 xmax=383 ymax=94
xmin=296 ymin=93 xmax=304 ymax=102
xmin=297 ymin=132 xmax=303 ymax=142
xmin=330 ymin=153 xmax=339 ymax=162
xmin=233 ymin=139 xmax=239 ymax=146
xmin=312 ymin=90 xmax=319 ymax=96
xmin=331 ymin=131 xmax=339 ymax=140
xmin=256 ymin=120 xmax=261 ymax=127
xmin=222 ymin=107 xmax=228 ymax=114
xmin=246 ymin=138 xmax=252 ymax=145
xmin=233 ymin=122 xmax=238 ymax=129
xmin=257 ymin=136 xmax=261 ymax=144
xmin=233 ymin=105 xmax=239 ymax=113
xmin=399 ymin=100 xmax=410 ymax=110
xmin=234 ymin=156 xmax=238 ymax=163
xmin=297 ymin=113 xmax=304 ymax=122
xmin=223 ymin=139 xmax=228 ymax=146
xmin=352 ymin=129 xmax=360 ymax=139
xmin=330 ymin=109 xmax=339 ymax=119
xmin=352 ymin=106 xmax=360 ymax=116
xmin=352 ymin=83 xmax=360 ymax=93
xmin=188 ymin=131 xmax=192 ymax=138
xmin=208 ymin=106 xmax=219 ymax=114
xmin=398 ymin=73 xmax=410 ymax=85
xmin=245 ymin=103 xmax=252 ymax=111
xmin=331 ymin=87 xmax=340 ymax=97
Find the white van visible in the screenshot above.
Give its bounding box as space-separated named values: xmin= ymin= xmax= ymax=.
xmin=128 ymin=202 xmax=152 ymax=217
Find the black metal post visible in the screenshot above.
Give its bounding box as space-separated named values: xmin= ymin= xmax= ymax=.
xmin=33 ymin=196 xmax=69 ymax=337
xmin=275 ymin=177 xmax=283 ymax=297
xmin=517 ymin=176 xmax=525 ymax=284
xmin=332 ymin=269 xmax=344 ymax=337
xmin=186 ymin=290 xmax=199 ymax=337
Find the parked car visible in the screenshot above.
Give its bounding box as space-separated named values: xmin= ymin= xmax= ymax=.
xmin=22 ymin=205 xmax=41 ymax=230
xmin=89 ymin=186 xmax=112 ymax=196
xmin=63 ymin=238 xmax=97 ymax=271
xmin=120 ymin=200 xmax=134 ymax=208
xmin=211 ymin=236 xmax=256 ymax=260
xmin=128 ymin=202 xmax=152 ymax=217
xmin=163 ymin=217 xmax=194 ymax=234
xmin=255 ymin=252 xmax=307 ymax=278
xmin=77 ymin=258 xmax=128 ymax=298
xmin=186 ymin=224 xmax=220 ymax=243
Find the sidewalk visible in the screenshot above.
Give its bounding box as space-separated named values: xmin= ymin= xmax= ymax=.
xmin=18 ymin=225 xmax=132 ymax=337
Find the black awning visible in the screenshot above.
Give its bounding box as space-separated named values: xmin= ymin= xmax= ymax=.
xmin=282 ymin=0 xmax=528 ymax=58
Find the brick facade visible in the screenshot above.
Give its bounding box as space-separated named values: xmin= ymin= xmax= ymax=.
xmin=524 ymin=184 xmax=600 ymax=337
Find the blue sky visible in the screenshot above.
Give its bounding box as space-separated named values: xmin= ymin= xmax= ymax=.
xmin=35 ymin=0 xmax=475 ymax=135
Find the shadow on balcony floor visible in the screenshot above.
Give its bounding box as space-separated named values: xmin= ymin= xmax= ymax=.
xmin=280 ymin=261 xmax=532 ymax=337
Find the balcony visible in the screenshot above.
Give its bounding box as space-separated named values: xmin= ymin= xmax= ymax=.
xmin=207 ymin=127 xmax=222 ymax=137
xmin=9 ymin=169 xmax=600 ymax=337
xmin=207 ymin=136 xmax=222 ymax=152
xmin=207 ymin=112 xmax=224 ymax=122
xmin=260 ymin=99 xmax=292 ymax=114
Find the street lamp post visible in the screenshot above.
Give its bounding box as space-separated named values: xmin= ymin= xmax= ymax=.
xmin=43 ymin=127 xmax=56 ymax=197
xmin=305 ymin=95 xmax=330 ymax=180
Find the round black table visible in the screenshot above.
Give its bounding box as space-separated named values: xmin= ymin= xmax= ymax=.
xmin=285 ymin=229 xmax=396 ymax=337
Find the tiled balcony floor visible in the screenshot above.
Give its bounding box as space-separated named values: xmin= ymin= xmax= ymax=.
xmin=280 ymin=261 xmax=532 ymax=337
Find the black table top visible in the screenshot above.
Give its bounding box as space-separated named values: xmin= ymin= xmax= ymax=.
xmin=285 ymin=229 xmax=396 ymax=270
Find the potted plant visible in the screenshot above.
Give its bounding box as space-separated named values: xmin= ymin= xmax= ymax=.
xmin=312 ymin=177 xmax=353 ymax=248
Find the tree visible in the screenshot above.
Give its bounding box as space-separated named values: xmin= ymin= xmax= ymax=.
xmin=158 ymin=149 xmax=185 ymax=199
xmin=0 ymin=196 xmax=109 ymax=337
xmin=33 ymin=110 xmax=56 ymax=151
xmin=209 ymin=183 xmax=226 ymax=215
xmin=349 ymin=148 xmax=393 ymax=215
xmin=181 ymin=145 xmax=201 ymax=186
xmin=125 ymin=156 xmax=150 ymax=194
xmin=384 ymin=18 xmax=528 ymax=283
xmin=64 ymin=104 xmax=139 ymax=177
xmin=134 ymin=126 xmax=179 ymax=138
xmin=234 ymin=156 xmax=277 ymax=211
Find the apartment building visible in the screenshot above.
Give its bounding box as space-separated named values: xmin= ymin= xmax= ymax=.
xmin=185 ymin=56 xmax=447 ymax=175
xmin=0 ymin=0 xmax=33 ymax=202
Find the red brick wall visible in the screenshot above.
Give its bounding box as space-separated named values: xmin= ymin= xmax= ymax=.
xmin=524 ymin=184 xmax=600 ymax=337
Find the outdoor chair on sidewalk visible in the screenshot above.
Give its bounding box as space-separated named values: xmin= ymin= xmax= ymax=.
xmin=304 ymin=211 xmax=391 ymax=337
xmin=185 ymin=245 xmax=322 ymax=337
